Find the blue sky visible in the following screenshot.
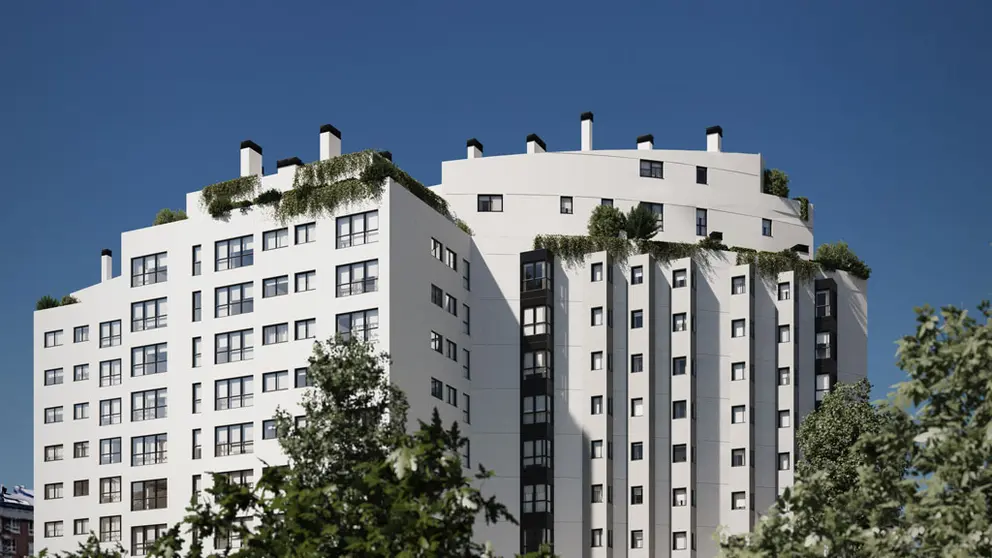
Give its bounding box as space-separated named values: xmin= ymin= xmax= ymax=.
xmin=1 ymin=1 xmax=989 ymax=487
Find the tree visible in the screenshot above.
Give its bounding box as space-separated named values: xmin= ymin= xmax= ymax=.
xmin=762 ymin=168 xmax=790 ymax=197
xmin=153 ymin=208 xmax=188 ymax=225
xmin=587 ymin=204 xmax=626 ymax=238
xmin=34 ymin=534 xmax=125 ymax=558
xmin=35 ymin=295 xmax=60 ymax=310
xmin=624 ymin=204 xmax=660 ymax=241
xmin=815 ymin=241 xmax=872 ymax=280
xmin=720 ymin=302 xmax=992 ymax=557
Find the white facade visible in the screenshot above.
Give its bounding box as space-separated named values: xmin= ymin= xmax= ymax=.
xmin=34 ymin=115 xmax=867 ymax=557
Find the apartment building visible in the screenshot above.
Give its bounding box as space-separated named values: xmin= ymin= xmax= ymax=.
xmin=1 ymin=486 xmax=34 ymax=558
xmin=34 ymin=114 xmax=867 ymax=558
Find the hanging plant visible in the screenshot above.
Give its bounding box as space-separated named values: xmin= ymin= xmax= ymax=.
xmin=734 ymin=248 xmax=820 ymax=281
xmin=793 ymin=197 xmax=810 ymax=222
xmin=455 ymin=218 xmax=474 ymax=236
xmin=814 ymin=241 xmax=871 ymax=280
xmin=201 ymin=175 xmax=260 ymax=217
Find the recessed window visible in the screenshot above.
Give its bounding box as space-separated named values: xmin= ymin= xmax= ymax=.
xmin=631 ymin=310 xmax=644 ymax=329
xmin=192 ymin=245 xmax=202 ymax=276
xmin=695 ymin=208 xmax=707 ymax=236
xmin=731 ymin=405 xmax=746 ymax=424
xmin=132 ymin=388 xmax=167 ymax=421
xmin=672 ymin=400 xmax=687 ymax=419
xmin=215 ymin=236 xmax=253 ymax=272
xmin=696 ymin=166 xmax=708 ymax=184
xmin=731 ymin=362 xmax=746 ymax=381
xmin=295 ymin=318 xmax=317 ymax=341
xmin=591 ymin=528 xmax=603 ymax=548
xmin=816 ymin=289 xmax=831 ymax=317
xmin=522 ymin=306 xmax=551 ymax=336
xmin=560 ymin=196 xmax=573 ymax=214
xmin=732 ymin=491 xmax=746 ymax=510
xmin=522 ymin=260 xmax=549 ymax=291
xmin=631 ymin=398 xmax=644 ymax=417
xmin=263 ymin=275 xmax=289 ymax=298
xmin=591 ymin=307 xmax=604 ymax=326
xmin=631 ymin=353 xmax=644 ymax=373
xmin=335 ymin=260 xmax=378 ymax=297
xmin=631 ymin=530 xmax=644 ymax=549
xmin=215 ymin=376 xmax=253 ymax=411
xmin=731 ymin=448 xmax=745 ymax=467
xmin=294 ymin=368 xmax=312 ymax=389
xmin=336 ymin=308 xmax=379 ymax=342
xmin=591 ymin=484 xmax=603 ymax=503
xmin=673 ymin=313 xmax=687 ymax=332
xmin=590 ymin=396 xmax=603 ymax=415
xmin=192 ymin=337 xmax=202 ymax=368
xmin=778 ymin=410 xmax=791 ymax=428
xmin=131 ymin=252 xmax=168 ymax=287
xmin=590 ymin=351 xmax=603 ymax=371
xmin=73 ymin=402 xmax=89 ymax=420
xmin=44 ymin=368 xmax=64 ymax=386
xmin=672 ymin=356 xmax=687 ymax=376
xmin=591 ymin=440 xmax=604 ymax=459
xmin=673 ymin=487 xmax=688 ymax=507
xmin=732 ymin=319 xmax=746 ymax=338
xmin=444 ymin=293 xmax=458 ymax=316
xmin=99 ymin=321 xmax=121 ymax=347
xmin=523 ymin=395 xmax=550 ymax=424
xmin=778 ymin=325 xmax=791 ymax=343
xmin=192 ymin=291 xmax=201 ymax=322
xmin=631 ymin=485 xmax=644 ymax=505
xmin=778 ymin=281 xmax=791 ymax=301
xmin=673 ymin=269 xmax=687 ymax=288
xmin=672 ymin=444 xmax=687 ymax=463
xmin=732 ymin=275 xmax=746 ymax=295
xmin=44 ymin=406 xmax=64 ymax=424
xmin=74 ymin=325 xmax=89 ymax=343
xmin=778 ymin=367 xmax=791 ymax=386
xmin=262 ymin=228 xmax=288 ymax=251
xmin=44 ymin=444 xmax=64 ymax=462
xmin=214 ymin=423 xmax=253 ymax=457
xmin=295 ymin=270 xmax=316 ymax=293
xmin=99 ymin=437 xmax=122 ymax=465
xmin=336 ymin=210 xmax=379 ymax=248
xmin=673 ymin=531 xmax=687 ymax=551
xmin=778 ymin=452 xmax=791 ymax=470
xmin=99 ymin=359 xmax=122 ymax=387
xmin=600 ymin=198 xmax=614 ymax=206
xmin=44 ymin=521 xmax=64 ymax=538
xmin=591 ymin=262 xmax=604 ymax=282
xmin=523 ymin=350 xmax=549 ymax=378
xmin=444 ymin=248 xmax=458 ymax=271
xmin=131 ymin=433 xmax=167 ymax=466
xmin=762 ymin=218 xmax=772 ymax=237
xmin=639 ymin=159 xmax=663 ymax=179
xmin=131 ymin=479 xmax=167 ymax=512
xmin=446 ymin=339 xmax=458 ymax=361
xmin=463 ymin=260 xmax=471 ymax=290
xmin=131 ymin=343 xmax=168 ymax=377
xmin=215 ymin=283 xmax=253 ymax=318
xmin=215 ymin=329 xmax=254 ymax=364
xmin=44 ymin=329 xmax=64 ymax=348
xmin=430 ymin=377 xmax=443 ymax=399
xmin=477 ymin=194 xmax=503 ymax=212
xmin=262 ymin=420 xmax=278 ymax=440
xmin=262 ymin=371 xmax=289 ymax=392
xmin=816 ymin=331 xmax=832 ymax=359
xmin=192 ymin=383 xmax=201 ymax=413
xmin=74 ymin=364 xmax=89 ymax=381
xmin=295 ymin=222 xmax=316 ymax=244
xmin=631 ymin=266 xmax=644 ymax=285
xmin=446 ymin=385 xmax=458 ymax=406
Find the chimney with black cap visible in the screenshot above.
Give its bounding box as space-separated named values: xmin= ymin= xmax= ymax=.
xmin=467 ymin=138 xmax=483 ymax=159
xmin=706 ymin=126 xmax=723 ymax=152
xmin=101 ymin=249 xmax=113 ymax=283
xmin=320 ymin=124 xmax=342 ymax=160
xmin=240 ymin=140 xmax=262 ymax=177
xmin=526 ymin=133 xmax=546 ymax=154
xmin=637 ymin=134 xmax=654 ymax=150
xmin=581 ymin=112 xmax=594 ymax=151
xmin=277 ymin=157 xmax=303 ymax=176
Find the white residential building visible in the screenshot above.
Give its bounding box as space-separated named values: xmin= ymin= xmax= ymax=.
xmin=34 ymin=114 xmax=867 ymax=558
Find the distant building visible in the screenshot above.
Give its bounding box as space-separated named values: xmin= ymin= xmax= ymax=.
xmin=1 ymin=486 xmax=34 ymax=558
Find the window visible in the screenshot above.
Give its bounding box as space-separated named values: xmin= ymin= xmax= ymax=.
xmin=45 ymin=521 xmax=63 ymax=538
xmin=263 ymin=420 xmax=278 ymax=440
xmin=295 ymin=318 xmax=316 ymax=340
xmin=131 ymin=525 xmax=167 ymax=556
xmin=590 ymin=307 xmax=604 ymax=326
xmin=639 ymin=159 xmax=663 ymax=178
xmin=778 ymin=410 xmax=792 ymax=428
xmin=192 ymin=291 xmax=201 ymax=322
xmin=215 ymin=423 xmax=253 ymax=456
xmin=99 ymin=320 xmax=121 ymax=347
xmin=522 ymin=261 xmax=549 ymax=291
xmin=100 ymin=515 xmax=121 ymax=542
xmin=695 ymin=208 xmax=707 ymax=236
xmin=696 ymin=165 xmax=708 ymax=184
xmin=631 ymin=309 xmax=644 ymax=328
xmin=445 ymin=248 xmax=458 ymax=271
xmin=74 ymin=441 xmax=89 ymax=458
xmin=762 ymin=218 xmax=773 ymax=237
xmin=673 ymin=269 xmax=687 ymax=288
xmin=131 ymin=297 xmax=168 ymax=332
xmin=630 ymin=485 xmax=644 ymax=505
xmin=778 ymin=452 xmax=791 ymax=470
xmin=215 ymin=376 xmax=253 ymax=410
xmin=732 ymin=275 xmax=746 ymax=295
xmin=463 ymin=349 xmax=471 ymax=379
xmin=522 ymin=306 xmax=551 ymax=336
xmin=631 ymin=353 xmax=644 ymax=373
xmin=591 ymin=262 xmax=603 ymax=282
xmin=193 ymin=383 xmax=202 ymax=413
xmin=778 ymin=281 xmax=791 ymax=301
xmin=219 ymin=469 xmax=254 ymax=487
xmin=97 ymin=399 xmax=119 ymax=425
xmin=477 ymin=194 xmax=503 ymax=212
xmin=591 ymin=484 xmax=603 ymax=503
xmin=192 ymin=474 xmax=202 ymax=501
xmin=778 ymin=325 xmax=791 ymax=343
xmin=44 ymin=329 xmax=64 ymax=347
xmin=731 ymin=448 xmax=745 ymax=467
xmin=640 ymin=201 xmax=664 ymax=229
xmin=192 ymin=429 xmax=201 ymax=459
xmin=262 ymin=228 xmax=289 ymax=251
xmin=336 ymin=210 xmax=379 ymax=248
xmin=446 ymin=339 xmax=458 ymax=361
xmin=215 ymin=235 xmax=253 ymax=271
xmin=263 ymin=275 xmax=289 ymax=298
xmin=215 ymin=329 xmax=253 ymax=364
xmin=74 ymin=325 xmax=89 ymax=343
xmin=193 ymin=337 xmax=202 ymax=368
xmin=463 ymin=260 xmax=471 ymax=290
xmin=816 ymin=331 xmax=832 ymax=359
xmin=99 ymin=359 xmax=121 ymax=386
xmin=732 ymin=491 xmax=746 ymax=510
xmin=295 ymin=222 xmax=316 ymax=244
xmin=74 ymin=479 xmax=89 ymax=496
xmin=73 ymin=520 xmax=89 ymax=538
xmin=263 ymin=371 xmax=289 ymax=392
xmin=44 ymin=483 xmax=63 ymax=500
xmin=429 ymin=238 xmax=444 ymax=261
xmin=430 ymin=378 xmax=443 ymax=399
xmin=590 ymin=396 xmax=603 ymax=415
xmin=100 ymin=477 xmax=121 ymax=504
xmin=99 ymin=437 xmax=121 ymax=465
xmin=591 ymin=528 xmax=603 ymax=548
xmin=73 ymin=402 xmax=89 ymax=420
xmin=732 ymin=319 xmax=746 ymax=338
xmin=44 ymin=367 xmax=63 ymax=386
xmin=601 ymin=197 xmax=613 ymax=206
xmin=430 ymin=331 xmax=442 ymax=353
xmin=74 ymin=364 xmax=89 ymax=381
xmin=522 ymin=439 xmax=552 ymax=467
xmin=430 ymin=285 xmax=444 ymax=308
xmin=131 ymin=479 xmax=168 ymax=511
xmin=673 ymin=487 xmax=688 ymax=507
xmin=215 ymin=282 xmax=254 ymax=317
xmin=672 ymin=444 xmax=687 ymax=463
xmin=192 ymin=245 xmax=201 ymax=276
xmin=673 ymin=313 xmax=687 ymax=332
xmin=522 ymin=396 xmax=550 ymax=424
xmin=631 ymin=442 xmax=644 ymax=461
xmin=294 ymin=367 xmax=312 ymax=388
xmin=631 ymin=265 xmax=643 ymax=285
xmin=446 ymin=385 xmax=458 ymax=406
xmin=131 ymin=388 xmax=167 ymax=421
xmin=631 ymin=530 xmax=644 ymax=549
xmin=590 ymin=351 xmax=603 ymax=371
xmin=731 ymin=405 xmax=746 ymax=424
xmin=816 ymin=374 xmax=832 ymax=404
xmin=131 ymin=343 xmax=168 ymax=377
xmin=131 ymin=434 xmax=167 ymax=466
xmin=522 ymin=484 xmax=551 ymax=513
xmin=131 ymin=252 xmax=167 ymax=287
xmin=816 ymin=289 xmax=831 ymax=317
xmin=444 ymin=293 xmax=458 ymax=316
xmin=45 ymin=444 xmax=64 ymax=462
xmin=336 ymin=260 xmax=378 ymax=296
xmin=732 ymin=362 xmax=746 ymax=381
xmin=336 ymin=308 xmax=379 ymax=341
xmin=463 ymin=393 xmax=471 ymax=424
xmin=672 ymin=400 xmax=687 ymax=419
xmin=672 ymin=356 xmax=686 ymax=376
xmin=778 ymin=367 xmax=791 ymax=386
xmin=523 ymin=350 xmax=549 ymax=378
xmin=463 ymin=304 xmax=471 ymax=335
xmin=560 ymin=196 xmax=573 ymax=214
xmin=295 ymin=270 xmax=316 ymax=292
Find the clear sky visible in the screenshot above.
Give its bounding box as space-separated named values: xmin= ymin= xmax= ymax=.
xmin=1 ymin=1 xmax=989 ymax=488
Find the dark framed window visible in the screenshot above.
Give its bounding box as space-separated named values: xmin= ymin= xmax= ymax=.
xmin=130 ymin=479 xmax=167 ymax=511
xmin=131 ymin=388 xmax=167 ymax=421
xmin=336 ymin=210 xmax=379 ymax=248
xmin=695 ymin=208 xmax=707 ymax=236
xmin=131 ymin=433 xmax=167 ymax=466
xmin=295 ymin=270 xmax=316 ymax=292
xmin=294 ymin=367 xmax=312 ymax=388
xmin=336 ymin=308 xmax=379 ymax=341
xmin=215 ymin=376 xmax=253 ymax=410
xmin=131 ymin=343 xmax=168 ymax=377
xmin=672 ymin=444 xmax=687 ymax=463
xmin=215 ymin=282 xmax=254 ymax=317
xmin=672 ymin=400 xmax=687 ymax=419
xmin=522 ymin=261 xmax=549 ymax=291
xmin=131 ymin=524 xmax=167 ymax=556
xmin=215 ymin=423 xmax=253 ymax=457
xmin=295 ymin=222 xmax=316 ymax=244
xmin=262 ymin=228 xmax=288 ymax=251
xmin=336 ymin=260 xmax=378 ymax=297
xmin=523 ymin=350 xmax=550 ymax=378
xmin=560 ymin=196 xmax=573 ymax=214
xmin=295 ymin=318 xmax=316 ymax=340
xmin=696 ymin=166 xmax=707 ymax=184
xmin=131 ymin=298 xmax=168 ymax=332
xmin=99 ymin=320 xmax=121 ymax=347
xmin=639 ymin=159 xmax=663 ymax=179
xmin=263 ymin=275 xmax=289 ymax=298
xmin=639 ymin=202 xmax=664 ymax=230
xmin=477 ymin=194 xmax=503 ymax=212
xmin=672 ymin=357 xmax=687 ymax=376
xmin=762 ymin=218 xmax=773 ymax=237
xmin=215 ymin=235 xmax=254 ymax=271
xmin=99 ymin=359 xmax=122 ymax=387
xmin=131 ymin=252 xmax=168 ymax=287
xmin=631 ymin=353 xmax=644 ymax=373
xmin=192 ymin=245 xmax=201 ymax=276
xmin=215 ymin=329 xmax=254 ymax=364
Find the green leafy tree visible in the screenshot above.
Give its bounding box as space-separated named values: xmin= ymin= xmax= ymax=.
xmin=36 ymin=295 xmax=60 ymax=310
xmin=153 ymin=208 xmax=188 ymax=225
xmin=815 ymin=241 xmax=872 ymax=280
xmin=720 ymin=301 xmax=992 ymax=557
xmin=33 ymin=533 xmax=126 ymax=558
xmin=587 ymin=204 xmax=626 ymax=238
xmin=762 ymin=168 xmax=790 ymax=197
xmin=624 ymin=204 xmax=660 ymax=241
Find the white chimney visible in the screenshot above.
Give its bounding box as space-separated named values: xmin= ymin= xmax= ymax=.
xmin=277 ymin=157 xmax=303 ymax=175
xmin=240 ymin=140 xmax=262 ymax=177
xmin=526 ymin=133 xmax=546 ymax=154
xmin=101 ymin=249 xmax=113 ymax=283
xmin=580 ymin=112 xmax=594 ymax=151
xmin=706 ymin=126 xmax=723 ymax=152
xmin=467 ymin=138 xmax=483 ymax=159
xmin=637 ymin=134 xmax=654 ymax=150
xmin=320 ymin=124 xmax=342 ymax=160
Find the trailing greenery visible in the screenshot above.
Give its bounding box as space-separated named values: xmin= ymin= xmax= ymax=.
xmin=762 ymin=168 xmax=790 ymax=197
xmin=455 ymin=217 xmax=474 ymax=236
xmin=815 ymin=241 xmax=871 ymax=280
xmin=793 ymin=196 xmax=810 ymax=222
xmin=153 ymin=208 xmax=188 ymax=225
xmin=36 ymin=294 xmax=78 ymax=310
xmin=201 ymin=175 xmax=260 ymax=216
xmin=733 ymin=247 xmax=821 ymax=281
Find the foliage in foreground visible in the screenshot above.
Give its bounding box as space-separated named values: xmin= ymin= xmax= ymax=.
xmin=153 ymin=208 xmax=188 ymax=225
xmin=36 ymin=294 xmax=78 ymax=310
xmin=720 ymin=301 xmax=992 ymax=557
